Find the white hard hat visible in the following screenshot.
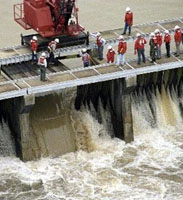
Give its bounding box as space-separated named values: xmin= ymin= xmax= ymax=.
xmin=118 ymin=35 xmax=124 ymax=40
xmin=150 ymin=32 xmax=155 ymax=37
xmin=96 ymin=32 xmax=101 ymax=37
xmin=82 ymin=48 xmax=87 ymax=53
xmin=55 ymin=38 xmax=59 ymax=43
xmin=33 ymin=36 xmax=37 ymax=41
xmin=126 ymin=7 xmax=130 ymax=12
xmin=136 ymin=33 xmax=141 ymax=37
xmin=155 ymin=29 xmax=160 ymax=33
xmin=164 ymin=30 xmax=169 ymax=34
xmin=41 ymin=52 xmax=46 ymax=57
xmin=174 ymin=25 xmax=180 ymax=30
xmin=107 ymin=45 xmax=112 ymax=49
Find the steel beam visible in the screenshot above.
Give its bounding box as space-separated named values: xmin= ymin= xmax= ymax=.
xmin=27 ymin=61 xmax=183 ymax=95
xmin=0 ymin=88 xmax=27 ymax=100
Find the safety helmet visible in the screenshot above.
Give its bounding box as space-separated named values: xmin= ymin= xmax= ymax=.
xmin=41 ymin=52 xmax=46 ymax=57
xmin=164 ymin=30 xmax=169 ymax=34
xmin=33 ymin=36 xmax=37 ymax=41
xmin=174 ymin=25 xmax=180 ymax=30
xmin=136 ymin=33 xmax=141 ymax=37
xmin=150 ymin=32 xmax=155 ymax=37
xmin=96 ymin=32 xmax=101 ymax=37
xmin=126 ymin=7 xmax=130 ymax=12
xmin=118 ymin=35 xmax=124 ymax=40
xmin=55 ymin=38 xmax=59 ymax=43
xmin=107 ymin=45 xmax=112 ymax=49
xmin=155 ymin=29 xmax=160 ymax=33
xmin=82 ymin=48 xmax=87 ymax=53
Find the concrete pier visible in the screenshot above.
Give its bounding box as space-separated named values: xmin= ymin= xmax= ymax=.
xmin=19 ymin=95 xmax=35 ymax=161
xmin=75 ymin=76 xmax=136 ymax=143
xmin=0 ymin=94 xmax=35 ymax=161
xmin=122 ymin=76 xmax=136 ymax=142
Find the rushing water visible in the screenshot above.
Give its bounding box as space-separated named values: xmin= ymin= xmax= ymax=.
xmin=0 ymin=85 xmax=183 ymax=200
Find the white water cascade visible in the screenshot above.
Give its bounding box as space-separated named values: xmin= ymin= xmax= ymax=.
xmin=0 ymin=119 xmax=16 ymax=156
xmin=0 ymin=85 xmax=183 ymax=200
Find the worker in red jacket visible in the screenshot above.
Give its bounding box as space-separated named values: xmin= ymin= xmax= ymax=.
xmin=155 ymin=29 xmax=162 ymax=59
xmin=90 ymin=32 xmax=106 ymax=60
xmin=134 ymin=33 xmax=147 ymax=65
xmin=116 ymin=35 xmax=127 ymax=66
xmin=30 ymin=36 xmax=38 ymax=64
xmin=174 ymin=25 xmax=182 ymax=57
xmin=106 ymin=45 xmax=116 ymax=63
xmin=122 ymin=7 xmax=133 ymax=36
xmin=96 ymin=32 xmax=106 ymax=60
xmin=48 ymin=38 xmax=59 ymax=64
xmin=164 ymin=30 xmax=171 ymax=58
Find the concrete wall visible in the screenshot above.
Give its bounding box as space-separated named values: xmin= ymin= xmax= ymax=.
xmin=1 ymin=67 xmax=183 ymax=161
xmin=0 ymin=95 xmax=34 ymax=161
xmin=0 ymin=90 xmax=77 ymax=161
xmin=29 ymin=92 xmax=76 ymax=160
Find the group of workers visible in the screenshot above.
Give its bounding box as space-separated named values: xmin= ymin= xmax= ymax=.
xmin=30 ymin=36 xmax=60 ymax=81
xmin=30 ymin=6 xmax=183 ymax=81
xmin=81 ymin=6 xmax=183 ymax=67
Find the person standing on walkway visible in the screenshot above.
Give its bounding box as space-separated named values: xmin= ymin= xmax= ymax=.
xmin=38 ymin=52 xmax=47 ymax=81
xmin=149 ymin=32 xmax=157 ymax=63
xmin=155 ymin=29 xmax=162 ymax=59
xmin=90 ymin=32 xmax=106 ymax=60
xmin=30 ymin=36 xmax=38 ymax=64
xmin=48 ymin=38 xmax=59 ymax=64
xmin=134 ymin=33 xmax=147 ymax=65
xmin=80 ymin=48 xmax=91 ymax=67
xmin=116 ymin=35 xmax=127 ymax=66
xmin=122 ymin=7 xmax=133 ymax=36
xmin=106 ymin=45 xmax=116 ymax=63
xmin=96 ymin=32 xmax=106 ymax=60
xmin=164 ymin=30 xmax=171 ymax=58
xmin=174 ymin=25 xmax=182 ymax=57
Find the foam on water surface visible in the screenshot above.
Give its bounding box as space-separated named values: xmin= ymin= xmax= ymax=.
xmin=0 ymin=86 xmax=183 ymax=200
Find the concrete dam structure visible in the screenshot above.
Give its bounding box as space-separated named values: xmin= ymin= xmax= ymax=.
xmin=1 ymin=1 xmax=183 ymax=199
xmin=0 ymin=17 xmax=183 ymax=161
xmin=1 ymin=62 xmax=183 ymax=161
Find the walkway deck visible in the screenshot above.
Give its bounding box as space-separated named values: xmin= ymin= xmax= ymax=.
xmin=0 ymin=53 xmax=182 ymax=100
xmin=0 ymin=17 xmax=183 ymax=100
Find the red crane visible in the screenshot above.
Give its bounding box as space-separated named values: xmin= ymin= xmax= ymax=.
xmin=14 ymin=0 xmax=88 ymax=48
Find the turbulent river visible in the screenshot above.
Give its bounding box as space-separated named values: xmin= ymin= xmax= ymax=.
xmin=0 ymin=85 xmax=183 ymax=200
